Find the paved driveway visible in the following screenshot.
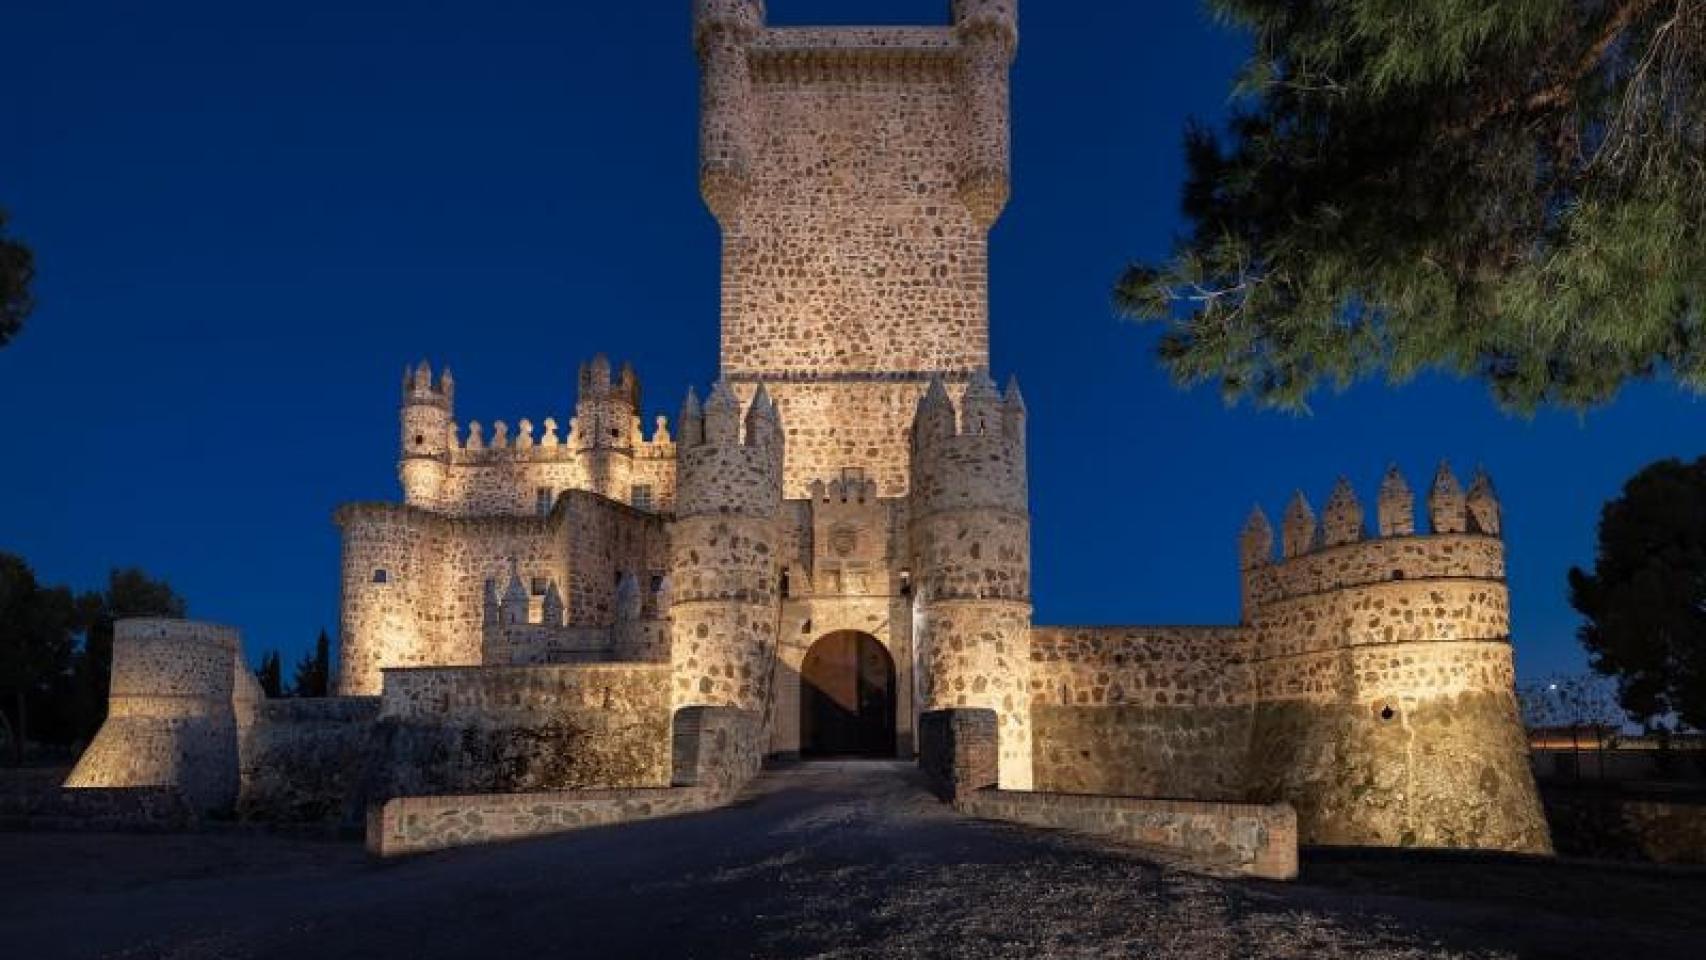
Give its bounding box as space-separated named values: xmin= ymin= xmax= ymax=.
xmin=2 ymin=761 xmax=1702 ymax=959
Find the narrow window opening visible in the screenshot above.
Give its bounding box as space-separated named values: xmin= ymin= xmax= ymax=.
xmin=1380 ymin=705 xmax=1396 ymax=721
xmin=530 ymin=577 xmax=549 ymax=597
xmin=536 ymin=487 xmax=554 ymax=516
xmin=414 ymin=434 xmax=426 ymax=448
xmin=372 ymin=569 xmax=389 ymax=584
xmin=631 ymin=484 xmax=655 ymax=512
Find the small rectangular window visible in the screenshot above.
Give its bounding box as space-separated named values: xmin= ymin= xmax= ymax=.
xmin=372 ymin=569 xmax=389 ymax=584
xmin=536 ymin=487 xmax=554 ymax=516
xmin=531 ymin=576 xmax=549 ymax=597
xmin=631 ymin=484 xmax=654 ymax=512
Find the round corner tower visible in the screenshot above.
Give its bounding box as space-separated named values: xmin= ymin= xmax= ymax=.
xmin=669 ymin=382 xmax=786 ymax=713
xmin=1240 ymin=465 xmax=1551 ymax=854
xmin=909 ymin=373 xmax=1034 ymax=789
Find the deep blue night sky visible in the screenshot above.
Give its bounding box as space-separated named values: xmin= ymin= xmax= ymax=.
xmin=1 ymin=1 xmax=1699 ymax=678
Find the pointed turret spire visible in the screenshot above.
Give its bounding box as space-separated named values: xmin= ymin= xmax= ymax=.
xmin=915 ymin=375 xmax=957 ymax=443
xmin=1282 ymin=491 xmax=1318 ymax=559
xmin=960 ymin=370 xmax=1001 ymax=436
xmin=1322 ymin=477 xmax=1364 ymax=547
xmin=679 ymin=386 xmax=704 ymax=447
xmin=1467 ymin=467 xmax=1501 ymax=536
xmin=1001 ymin=374 xmax=1027 ymax=442
xmin=1428 ymin=461 xmax=1468 ymax=534
xmin=542 ymin=581 xmax=565 ymax=627
xmin=500 ymin=560 xmax=529 ymax=625
xmin=745 ymin=383 xmax=779 ymax=448
xmin=1240 ymin=506 xmax=1274 ymax=570
xmin=705 ymin=380 xmax=742 ymax=444
xmin=1377 ymin=464 xmax=1415 ymax=537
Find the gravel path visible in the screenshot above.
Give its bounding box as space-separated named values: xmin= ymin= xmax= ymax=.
xmin=2 ymin=761 xmax=1702 ymax=959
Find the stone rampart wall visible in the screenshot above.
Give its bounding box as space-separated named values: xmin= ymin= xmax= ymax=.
xmin=238 ymin=697 xmax=381 ymax=824
xmin=371 ymin=664 xmax=673 ymax=799
xmin=1027 ymin=627 xmax=1253 ymax=801
xmin=369 ymin=708 xmax=761 ymax=857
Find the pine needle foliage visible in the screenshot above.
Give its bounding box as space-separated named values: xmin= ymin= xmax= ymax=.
xmin=1118 ymin=0 xmax=1706 ymax=411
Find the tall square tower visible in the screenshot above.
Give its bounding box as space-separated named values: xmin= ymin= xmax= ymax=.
xmin=695 ymin=0 xmax=1018 ymax=497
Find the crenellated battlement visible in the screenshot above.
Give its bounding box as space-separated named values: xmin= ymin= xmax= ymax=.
xmin=908 ymin=373 xmax=1028 ymax=516
xmin=1241 ymin=463 xmax=1505 ymax=609
xmin=395 ymin=356 xmax=679 ymax=515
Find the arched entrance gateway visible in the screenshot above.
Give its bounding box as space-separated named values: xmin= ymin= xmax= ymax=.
xmin=799 ymin=631 xmax=897 ymax=758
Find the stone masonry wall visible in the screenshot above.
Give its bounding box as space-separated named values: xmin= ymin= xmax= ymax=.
xmin=238 ymin=697 xmax=382 ymax=824
xmin=370 ymin=664 xmax=673 ymax=800
xmin=1028 ymin=627 xmax=1253 ymax=801
xmin=368 ymin=707 xmax=762 ymax=857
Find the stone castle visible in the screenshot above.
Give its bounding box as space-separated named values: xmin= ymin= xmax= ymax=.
xmin=66 ymin=1 xmax=1551 ymax=866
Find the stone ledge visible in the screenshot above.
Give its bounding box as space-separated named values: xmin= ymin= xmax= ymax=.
xmin=366 ymin=785 xmax=722 ymax=857
xmin=956 ymin=790 xmax=1298 ymax=881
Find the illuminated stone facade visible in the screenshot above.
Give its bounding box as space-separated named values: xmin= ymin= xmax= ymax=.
xmin=65 ymin=1 xmax=1549 ymax=854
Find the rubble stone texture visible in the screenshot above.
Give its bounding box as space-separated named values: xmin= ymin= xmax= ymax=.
xmin=64 ymin=0 xmax=1549 ymax=857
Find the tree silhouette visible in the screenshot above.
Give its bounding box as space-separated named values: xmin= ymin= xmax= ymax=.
xmin=0 ymin=209 xmax=33 ymax=349
xmin=290 ymin=629 xmax=331 ymax=698
xmin=1570 ymin=456 xmax=1706 ymax=729
xmin=255 ymin=651 xmax=283 ymax=699
xmin=0 ymin=554 xmax=78 ymax=764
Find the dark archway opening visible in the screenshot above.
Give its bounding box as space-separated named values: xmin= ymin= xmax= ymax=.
xmin=800 ymin=631 xmax=897 ymax=759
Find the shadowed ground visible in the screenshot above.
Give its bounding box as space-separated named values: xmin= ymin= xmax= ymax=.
xmin=2 ymin=762 xmax=1703 ymax=959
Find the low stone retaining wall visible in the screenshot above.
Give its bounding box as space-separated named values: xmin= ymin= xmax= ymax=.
xmin=956 ymin=790 xmax=1298 ymax=880
xmin=367 ymin=784 xmax=721 ymax=856
xmin=368 ymin=706 xmax=762 ymax=857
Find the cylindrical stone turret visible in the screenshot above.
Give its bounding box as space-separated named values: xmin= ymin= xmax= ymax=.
xmin=399 ymin=361 xmax=453 ymax=508
xmin=953 ymin=0 xmax=1018 ymax=227
xmin=669 ymin=382 xmax=785 ymax=712
xmin=64 ymin=619 xmax=251 ymax=815
xmin=575 ymin=355 xmax=641 ymax=503
xmin=694 ymin=0 xmax=763 ymax=222
xmin=909 ymin=374 xmax=1033 ymax=789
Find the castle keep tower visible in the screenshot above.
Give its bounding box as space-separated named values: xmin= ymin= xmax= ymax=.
xmin=696 ymin=0 xmax=1019 ymax=498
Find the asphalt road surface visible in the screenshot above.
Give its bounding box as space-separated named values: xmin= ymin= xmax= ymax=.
xmin=3 ymin=762 xmax=1703 ymax=959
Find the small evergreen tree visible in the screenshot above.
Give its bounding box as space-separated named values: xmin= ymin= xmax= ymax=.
xmin=255 ymin=651 xmax=283 ymax=699
xmin=290 ymin=630 xmax=331 ymax=698
xmin=0 ymin=554 xmax=78 ymax=764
